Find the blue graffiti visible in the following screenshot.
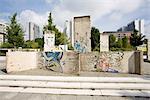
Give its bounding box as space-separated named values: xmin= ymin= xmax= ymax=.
xmin=42 ymin=52 xmax=63 ymax=72
xmin=45 ymin=52 xmax=63 ymax=61
xmin=106 ymin=68 xmax=119 ymax=73
xmin=74 ymin=41 xmax=86 ymax=53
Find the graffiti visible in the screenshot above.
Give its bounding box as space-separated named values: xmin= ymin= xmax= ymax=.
xmin=80 ymin=52 xmax=124 ymax=73
xmin=42 ymin=52 xmax=63 ymax=72
xmin=96 ymin=52 xmax=124 ymax=72
xmin=74 ymin=41 xmax=86 ymax=53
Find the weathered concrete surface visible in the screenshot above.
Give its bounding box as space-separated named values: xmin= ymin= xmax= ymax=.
xmin=100 ymin=33 xmax=109 ymax=52
xmin=40 ymin=52 xmax=79 ymax=74
xmin=142 ymin=62 xmax=150 ymax=75
xmin=74 ymin=16 xmax=91 ymax=53
xmin=0 ymin=56 xmax=6 ymax=69
xmin=60 ymin=52 xmax=79 ymax=74
xmin=6 ymin=51 xmax=142 ymax=74
xmin=6 ymin=51 xmax=39 ymax=73
xmin=148 ymin=39 xmax=150 ymax=60
xmin=0 ymin=75 xmax=150 ymax=97
xmin=80 ymin=51 xmax=135 ymax=73
xmin=0 ymin=93 xmax=149 ymax=100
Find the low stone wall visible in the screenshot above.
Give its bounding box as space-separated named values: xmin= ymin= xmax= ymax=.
xmin=80 ymin=51 xmax=136 ymax=73
xmin=6 ymin=51 xmax=39 ymax=73
xmin=60 ymin=52 xmax=79 ymax=74
xmin=6 ymin=51 xmax=142 ymax=74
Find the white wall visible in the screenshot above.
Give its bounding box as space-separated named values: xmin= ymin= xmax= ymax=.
xmin=44 ymin=31 xmax=55 ymax=52
xmin=6 ymin=51 xmax=39 ymax=73
xmin=100 ymin=34 xmax=109 ymax=52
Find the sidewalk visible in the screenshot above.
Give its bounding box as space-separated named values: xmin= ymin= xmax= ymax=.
xmin=7 ymin=68 xmax=150 ymax=78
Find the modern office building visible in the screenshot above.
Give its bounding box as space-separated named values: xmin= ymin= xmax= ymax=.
xmin=74 ymin=16 xmax=91 ymax=53
xmin=63 ymin=20 xmax=73 ymax=44
xmin=103 ymin=31 xmax=132 ymax=41
xmin=28 ymin=22 xmax=40 ymax=41
xmin=117 ymin=19 xmax=145 ymax=35
xmin=0 ymin=22 xmax=7 ymax=44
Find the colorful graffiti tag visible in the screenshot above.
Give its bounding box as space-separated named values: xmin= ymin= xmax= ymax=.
xmin=80 ymin=52 xmax=124 ymax=73
xmin=42 ymin=52 xmax=63 ymax=72
xmin=74 ymin=41 xmax=86 ymax=53
xmin=97 ymin=52 xmax=124 ymax=72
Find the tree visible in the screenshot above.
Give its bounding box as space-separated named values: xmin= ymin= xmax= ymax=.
xmin=44 ymin=12 xmax=68 ymax=46
xmin=0 ymin=42 xmax=13 ymax=48
xmin=6 ymin=13 xmax=24 ymax=48
xmin=35 ymin=38 xmax=44 ymax=49
xmin=130 ymin=30 xmax=145 ymax=47
xmin=91 ymin=27 xmax=100 ymax=51
xmin=24 ymin=41 xmax=39 ymax=49
xmin=122 ymin=36 xmax=128 ymax=48
xmin=116 ymin=38 xmax=122 ymax=48
xmin=109 ymin=34 xmax=116 ymax=48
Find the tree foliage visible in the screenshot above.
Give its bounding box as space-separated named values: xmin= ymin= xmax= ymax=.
xmin=116 ymin=38 xmax=122 ymax=48
xmin=130 ymin=30 xmax=145 ymax=47
xmin=35 ymin=38 xmax=44 ymax=49
xmin=6 ymin=13 xmax=24 ymax=48
xmin=109 ymin=34 xmax=132 ymax=51
xmin=109 ymin=34 xmax=116 ymax=48
xmin=91 ymin=27 xmax=100 ymax=51
xmin=0 ymin=42 xmax=13 ymax=48
xmin=24 ymin=41 xmax=39 ymax=49
xmin=122 ymin=36 xmax=128 ymax=48
xmin=44 ymin=13 xmax=68 ymax=46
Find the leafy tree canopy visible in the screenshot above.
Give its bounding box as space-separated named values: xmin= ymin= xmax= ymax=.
xmin=6 ymin=13 xmax=24 ymax=48
xmin=44 ymin=13 xmax=68 ymax=46
xmin=130 ymin=30 xmax=145 ymax=47
xmin=91 ymin=27 xmax=100 ymax=51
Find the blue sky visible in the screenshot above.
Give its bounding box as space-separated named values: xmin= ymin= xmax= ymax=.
xmin=0 ymin=0 xmax=150 ymax=37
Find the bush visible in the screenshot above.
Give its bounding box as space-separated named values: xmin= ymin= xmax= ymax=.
xmin=24 ymin=41 xmax=39 ymax=49
xmin=110 ymin=47 xmax=133 ymax=51
xmin=0 ymin=42 xmax=13 ymax=48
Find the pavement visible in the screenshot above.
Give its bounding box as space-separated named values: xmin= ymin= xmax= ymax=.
xmin=0 ymin=93 xmax=149 ymax=100
xmin=0 ymin=75 xmax=150 ymax=99
xmin=6 ymin=68 xmax=149 ymax=77
xmin=142 ymin=62 xmax=150 ymax=75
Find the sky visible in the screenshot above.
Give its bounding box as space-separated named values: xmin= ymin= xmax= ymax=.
xmin=0 ymin=0 xmax=150 ymax=37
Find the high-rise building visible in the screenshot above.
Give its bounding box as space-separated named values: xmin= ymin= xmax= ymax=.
xmin=0 ymin=22 xmax=7 ymax=44
xmin=74 ymin=16 xmax=91 ymax=53
xmin=28 ymin=22 xmax=40 ymax=41
xmin=63 ymin=20 xmax=73 ymax=43
xmin=117 ymin=19 xmax=145 ymax=35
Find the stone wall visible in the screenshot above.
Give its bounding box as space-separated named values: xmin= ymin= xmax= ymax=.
xmin=40 ymin=52 xmax=79 ymax=74
xmin=6 ymin=51 xmax=142 ymax=74
xmin=60 ymin=52 xmax=79 ymax=74
xmin=6 ymin=51 xmax=39 ymax=73
xmin=148 ymin=39 xmax=150 ymax=60
xmin=100 ymin=33 xmax=109 ymax=52
xmin=74 ymin=16 xmax=91 ymax=53
xmin=80 ymin=51 xmax=135 ymax=73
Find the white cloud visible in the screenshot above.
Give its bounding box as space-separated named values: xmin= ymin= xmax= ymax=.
xmin=0 ymin=19 xmax=7 ymax=24
xmin=49 ymin=0 xmax=144 ymax=30
xmin=18 ymin=10 xmax=49 ymax=40
xmin=45 ymin=0 xmax=53 ymax=4
xmin=18 ymin=10 xmax=48 ymax=28
xmin=21 ymin=0 xmax=146 ymax=33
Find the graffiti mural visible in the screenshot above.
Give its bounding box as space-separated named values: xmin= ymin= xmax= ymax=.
xmin=42 ymin=52 xmax=63 ymax=72
xmin=80 ymin=52 xmax=124 ymax=73
xmin=96 ymin=52 xmax=124 ymax=72
xmin=42 ymin=52 xmax=79 ymax=73
xmin=74 ymin=41 xmax=86 ymax=53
